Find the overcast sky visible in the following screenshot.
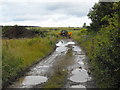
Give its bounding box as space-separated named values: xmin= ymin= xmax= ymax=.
xmin=0 ymin=0 xmax=99 ymax=27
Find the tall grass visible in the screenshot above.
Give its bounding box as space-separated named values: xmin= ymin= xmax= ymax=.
xmin=2 ymin=37 xmax=56 ymax=84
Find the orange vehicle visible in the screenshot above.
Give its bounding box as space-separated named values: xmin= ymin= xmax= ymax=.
xmin=58 ymin=30 xmax=72 ymax=38
xmin=68 ymin=32 xmax=72 ymax=38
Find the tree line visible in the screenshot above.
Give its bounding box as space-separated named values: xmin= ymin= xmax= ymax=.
xmin=86 ymin=1 xmax=120 ymax=88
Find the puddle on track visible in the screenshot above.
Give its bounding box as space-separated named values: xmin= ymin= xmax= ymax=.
xmin=65 ymin=42 xmax=95 ymax=88
xmin=19 ymin=76 xmax=47 ymax=88
xmin=70 ymin=84 xmax=86 ymax=88
xmin=69 ymin=68 xmax=91 ymax=83
xmin=72 ymin=46 xmax=82 ymax=52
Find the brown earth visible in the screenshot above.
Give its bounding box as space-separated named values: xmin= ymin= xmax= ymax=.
xmin=2 ymin=26 xmax=36 ymax=39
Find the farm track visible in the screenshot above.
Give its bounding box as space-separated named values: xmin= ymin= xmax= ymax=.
xmin=7 ymin=39 xmax=96 ymax=89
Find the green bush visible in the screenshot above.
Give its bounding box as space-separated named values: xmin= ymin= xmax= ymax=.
xmin=73 ymin=4 xmax=119 ymax=87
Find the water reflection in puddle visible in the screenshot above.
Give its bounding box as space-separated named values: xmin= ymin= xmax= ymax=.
xmin=69 ymin=68 xmax=91 ymax=83
xmin=70 ymin=85 xmax=86 ymax=89
xmin=56 ymin=40 xmax=67 ymax=47
xmin=20 ymin=76 xmax=47 ymax=88
xmin=10 ymin=76 xmax=48 ymax=88
xmin=67 ymin=42 xmax=75 ymax=45
xmin=28 ymin=65 xmax=50 ymax=75
xmin=56 ymin=40 xmax=75 ymax=47
xmin=56 ymin=46 xmax=68 ymax=52
xmin=72 ymin=46 xmax=82 ymax=52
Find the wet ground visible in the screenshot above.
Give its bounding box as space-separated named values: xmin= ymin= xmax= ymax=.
xmin=8 ymin=39 xmax=96 ymax=89
xmin=65 ymin=41 xmax=96 ymax=89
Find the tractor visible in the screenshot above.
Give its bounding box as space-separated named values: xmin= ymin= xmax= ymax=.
xmin=59 ymin=30 xmax=72 ymax=38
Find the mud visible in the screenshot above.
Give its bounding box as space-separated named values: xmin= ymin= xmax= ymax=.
xmin=65 ymin=40 xmax=96 ymax=89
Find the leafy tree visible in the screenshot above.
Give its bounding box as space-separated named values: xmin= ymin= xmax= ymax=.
xmin=88 ymin=2 xmax=114 ymax=31
xmin=87 ymin=1 xmax=120 ymax=88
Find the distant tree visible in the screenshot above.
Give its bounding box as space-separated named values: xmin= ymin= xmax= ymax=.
xmin=83 ymin=23 xmax=86 ymax=28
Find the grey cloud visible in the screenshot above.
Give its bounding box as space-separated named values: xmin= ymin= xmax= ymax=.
xmin=44 ymin=2 xmax=92 ymax=17
xmin=1 ymin=2 xmax=93 ymax=16
xmin=0 ymin=1 xmax=95 ymax=26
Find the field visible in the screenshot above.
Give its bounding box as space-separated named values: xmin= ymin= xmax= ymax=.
xmin=2 ymin=29 xmax=58 ymax=85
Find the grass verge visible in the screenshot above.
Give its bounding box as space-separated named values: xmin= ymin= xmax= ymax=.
xmin=2 ymin=37 xmax=56 ymax=86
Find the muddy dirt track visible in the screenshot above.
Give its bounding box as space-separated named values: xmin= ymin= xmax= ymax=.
xmin=7 ymin=39 xmax=96 ymax=89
